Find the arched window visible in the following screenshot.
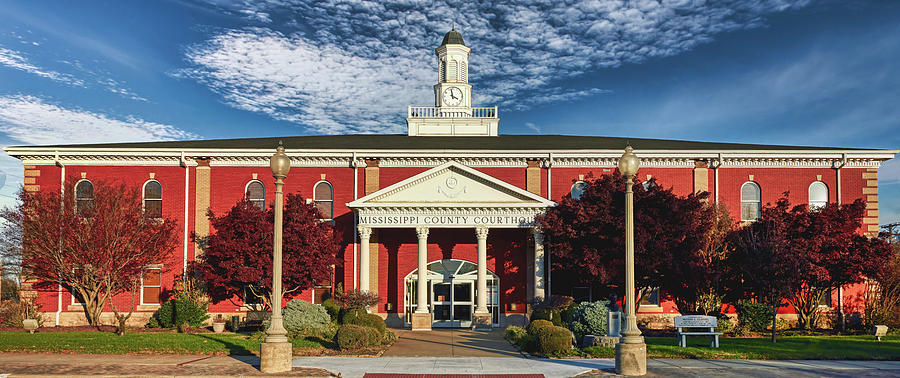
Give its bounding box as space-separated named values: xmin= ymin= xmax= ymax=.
xmin=808 ymin=181 xmax=828 ymax=210
xmin=143 ymin=180 xmax=162 ymax=218
xmin=74 ymin=179 xmax=94 ymax=215
xmin=740 ymin=182 xmax=761 ymax=221
xmin=245 ymin=180 xmax=265 ymax=210
xmin=313 ymin=181 xmax=333 ymax=220
xmin=571 ymin=181 xmax=586 ymax=200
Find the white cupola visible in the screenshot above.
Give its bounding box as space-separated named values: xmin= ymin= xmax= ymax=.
xmin=406 ymin=28 xmax=499 ymax=136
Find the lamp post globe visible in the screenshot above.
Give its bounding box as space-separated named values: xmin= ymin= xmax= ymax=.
xmin=618 ymin=145 xmax=639 ymax=178
xmin=270 ymin=142 xmax=291 ymax=178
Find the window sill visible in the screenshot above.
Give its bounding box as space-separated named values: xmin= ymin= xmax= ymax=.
xmin=137 ymin=304 xmax=160 ymax=311
xmin=67 ymin=304 xmax=86 ymax=311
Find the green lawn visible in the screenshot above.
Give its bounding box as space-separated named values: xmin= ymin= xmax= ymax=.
xmin=584 ymin=336 xmax=900 ymax=360
xmin=0 ymin=331 xmax=324 ymax=355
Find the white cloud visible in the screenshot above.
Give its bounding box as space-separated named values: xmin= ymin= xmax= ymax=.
xmin=0 ymin=46 xmax=84 ymax=86
xmin=881 ymin=159 xmax=900 ymax=185
xmin=184 ymin=0 xmax=810 ymax=134
xmin=0 ymin=95 xmax=197 ymax=145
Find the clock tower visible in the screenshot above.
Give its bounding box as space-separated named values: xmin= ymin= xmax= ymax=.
xmin=407 ymin=28 xmax=499 ymax=136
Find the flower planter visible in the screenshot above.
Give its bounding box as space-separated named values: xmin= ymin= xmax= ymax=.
xmin=22 ymin=319 xmax=38 ymax=334
xmin=212 ymin=322 xmax=226 ymax=333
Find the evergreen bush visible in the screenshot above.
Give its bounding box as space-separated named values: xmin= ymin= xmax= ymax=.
xmin=336 ymin=324 xmax=380 ymax=349
xmin=568 ymin=300 xmax=610 ymax=340
xmin=504 ymin=325 xmax=527 ymax=344
xmin=344 ymin=312 xmax=386 ymax=337
xmin=527 ymin=319 xmax=553 ymax=335
xmin=322 ymin=298 xmax=340 ymax=321
xmin=734 ymin=300 xmax=771 ymax=332
xmin=153 ymin=292 xmax=209 ymax=328
xmin=282 ymin=300 xmax=331 ymax=338
xmin=536 ymin=325 xmax=572 ymax=356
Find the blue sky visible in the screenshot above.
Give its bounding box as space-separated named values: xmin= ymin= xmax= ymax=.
xmin=0 ymin=0 xmax=898 ymax=225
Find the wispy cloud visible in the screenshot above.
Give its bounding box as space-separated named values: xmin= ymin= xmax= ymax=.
xmin=0 ymin=46 xmax=85 ymax=86
xmin=0 ymin=95 xmax=197 ymax=145
xmin=183 ymin=0 xmax=811 ymax=134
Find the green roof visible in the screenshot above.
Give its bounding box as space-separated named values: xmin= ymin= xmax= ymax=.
xmin=440 ymin=29 xmax=465 ymax=46
xmin=12 ymin=134 xmax=864 ymax=151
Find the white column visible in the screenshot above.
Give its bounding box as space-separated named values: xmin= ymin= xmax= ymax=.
xmin=533 ymin=228 xmax=545 ymax=299
xmin=475 ymin=226 xmax=489 ymax=313
xmin=358 ymin=226 xmax=372 ymax=292
xmin=415 ymin=226 xmax=430 ymax=313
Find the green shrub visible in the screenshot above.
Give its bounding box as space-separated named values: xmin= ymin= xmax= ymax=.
xmin=0 ymin=299 xmax=44 ymax=328
xmin=531 ymin=309 xmax=564 ymax=326
xmin=561 ymin=302 xmax=578 ymax=323
xmin=504 ymin=325 xmax=527 ymax=344
xmin=282 ymin=300 xmax=331 ymax=338
xmin=322 ymin=298 xmax=340 ymax=321
xmin=568 ymin=300 xmax=610 ymax=340
xmin=716 ymin=317 xmax=734 ymax=333
xmin=336 ymin=324 xmax=380 ymax=349
xmin=340 ymin=308 xmax=365 ymax=324
xmin=734 ymin=301 xmax=771 ymax=332
xmin=536 ymin=325 xmax=572 ymax=356
xmin=517 ymin=334 xmax=536 ymax=352
xmin=344 ymin=313 xmax=386 ymax=337
xmin=527 ymin=319 xmax=553 ymax=335
xmin=153 ymin=292 xmax=209 ymax=328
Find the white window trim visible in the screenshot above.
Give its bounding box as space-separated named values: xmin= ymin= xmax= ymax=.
xmin=740 ymin=181 xmax=762 ymax=222
xmin=808 ymin=181 xmax=828 ymax=210
xmin=140 ymin=265 xmax=163 ymax=306
xmin=639 ymin=287 xmax=661 ymax=307
xmin=142 ymin=179 xmax=163 ymax=219
xmin=73 ymin=178 xmax=93 ymax=213
xmin=312 ymin=180 xmax=334 ymax=221
xmin=570 ymin=181 xmax=586 ymax=200
xmin=245 ymin=180 xmax=266 ymax=209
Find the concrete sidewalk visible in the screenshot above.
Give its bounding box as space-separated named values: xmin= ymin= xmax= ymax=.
xmin=291 ymin=356 xmax=900 ymax=378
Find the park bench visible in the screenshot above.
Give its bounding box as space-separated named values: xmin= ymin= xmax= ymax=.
xmin=674 ymin=315 xmax=722 ymax=348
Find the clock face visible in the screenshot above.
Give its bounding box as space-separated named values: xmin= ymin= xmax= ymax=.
xmin=443 ymin=87 xmax=463 ymax=106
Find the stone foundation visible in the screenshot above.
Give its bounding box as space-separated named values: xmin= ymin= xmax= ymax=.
xmin=411 ymin=313 xmax=432 ymax=331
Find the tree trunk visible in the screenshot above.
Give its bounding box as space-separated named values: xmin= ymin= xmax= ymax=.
xmin=116 ymin=315 xmax=127 ymax=336
xmin=771 ymin=310 xmax=777 ymax=343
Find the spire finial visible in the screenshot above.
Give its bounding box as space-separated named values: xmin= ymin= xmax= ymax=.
xmin=452 ymin=20 xmax=455 ymax=31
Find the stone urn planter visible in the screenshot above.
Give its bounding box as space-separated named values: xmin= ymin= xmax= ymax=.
xmin=212 ymin=315 xmax=226 ymax=333
xmin=22 ymin=319 xmax=38 ymax=334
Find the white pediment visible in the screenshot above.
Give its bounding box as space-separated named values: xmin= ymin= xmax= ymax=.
xmin=348 ymin=162 xmax=555 ymax=208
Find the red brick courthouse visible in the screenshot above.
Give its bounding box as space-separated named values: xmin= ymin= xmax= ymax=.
xmin=5 ymin=30 xmax=896 ymax=329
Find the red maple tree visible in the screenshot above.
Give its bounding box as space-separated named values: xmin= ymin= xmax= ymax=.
xmin=538 ymin=173 xmax=717 ymax=311
xmin=192 ymin=193 xmax=339 ymax=309
xmin=761 ymin=197 xmax=893 ymax=329
xmin=3 ymin=179 xmax=178 ymax=334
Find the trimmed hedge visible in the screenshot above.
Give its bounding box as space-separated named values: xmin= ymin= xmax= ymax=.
xmin=152 ymin=292 xmax=209 ymax=329
xmin=344 ymin=313 xmax=386 ymax=338
xmin=568 ymin=300 xmax=610 ymax=340
xmin=531 ymin=309 xmax=564 ymax=326
xmin=504 ymin=325 xmax=527 ymax=345
xmin=322 ymin=298 xmax=340 ymax=322
xmin=527 ymin=319 xmax=553 ymax=336
xmin=735 ymin=301 xmax=771 ymax=332
xmin=536 ymin=325 xmax=572 ymax=356
xmin=336 ymin=324 xmax=380 ymax=349
xmin=282 ymin=300 xmax=331 ymax=337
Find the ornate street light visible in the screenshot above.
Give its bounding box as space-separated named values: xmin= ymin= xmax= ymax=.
xmin=615 ymin=145 xmax=646 ymax=376
xmin=261 ymin=141 xmax=292 ymax=373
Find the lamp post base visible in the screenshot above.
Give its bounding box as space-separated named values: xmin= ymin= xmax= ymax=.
xmin=260 ymin=341 xmax=292 ymax=373
xmin=615 ymin=342 xmax=647 ymax=376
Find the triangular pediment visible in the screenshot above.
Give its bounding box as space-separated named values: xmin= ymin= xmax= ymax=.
xmin=348 ymin=162 xmax=555 ymax=208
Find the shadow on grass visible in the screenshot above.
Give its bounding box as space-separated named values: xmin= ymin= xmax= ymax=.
xmin=194 ymin=333 xmax=254 ymax=355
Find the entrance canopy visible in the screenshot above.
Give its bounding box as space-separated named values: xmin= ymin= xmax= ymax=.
xmin=348 ymin=161 xmax=555 ymax=228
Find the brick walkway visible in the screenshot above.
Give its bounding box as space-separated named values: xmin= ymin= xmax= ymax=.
xmin=0 ymin=353 xmax=332 ymax=377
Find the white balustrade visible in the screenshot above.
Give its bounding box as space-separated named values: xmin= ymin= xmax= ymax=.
xmin=408 ymin=106 xmax=498 ymax=118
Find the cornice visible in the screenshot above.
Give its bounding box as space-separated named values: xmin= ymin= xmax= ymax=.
xmin=5 ymin=148 xmax=895 ymax=168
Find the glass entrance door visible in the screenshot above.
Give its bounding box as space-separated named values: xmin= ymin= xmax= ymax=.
xmin=405 ymin=259 xmax=499 ymax=328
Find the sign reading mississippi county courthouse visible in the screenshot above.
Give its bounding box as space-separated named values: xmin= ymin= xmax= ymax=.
xmin=358 ymin=215 xmax=537 ymax=227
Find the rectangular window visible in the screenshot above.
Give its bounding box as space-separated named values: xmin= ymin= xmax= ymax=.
xmin=244 ymin=286 xmax=263 ymax=309
xmin=141 ymin=268 xmax=161 ymax=305
xmin=816 ymin=288 xmax=832 ymax=307
xmin=639 ymin=287 xmax=660 ymax=307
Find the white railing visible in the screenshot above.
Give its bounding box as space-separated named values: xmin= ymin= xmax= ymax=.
xmin=408 ymin=106 xmax=498 ymax=118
